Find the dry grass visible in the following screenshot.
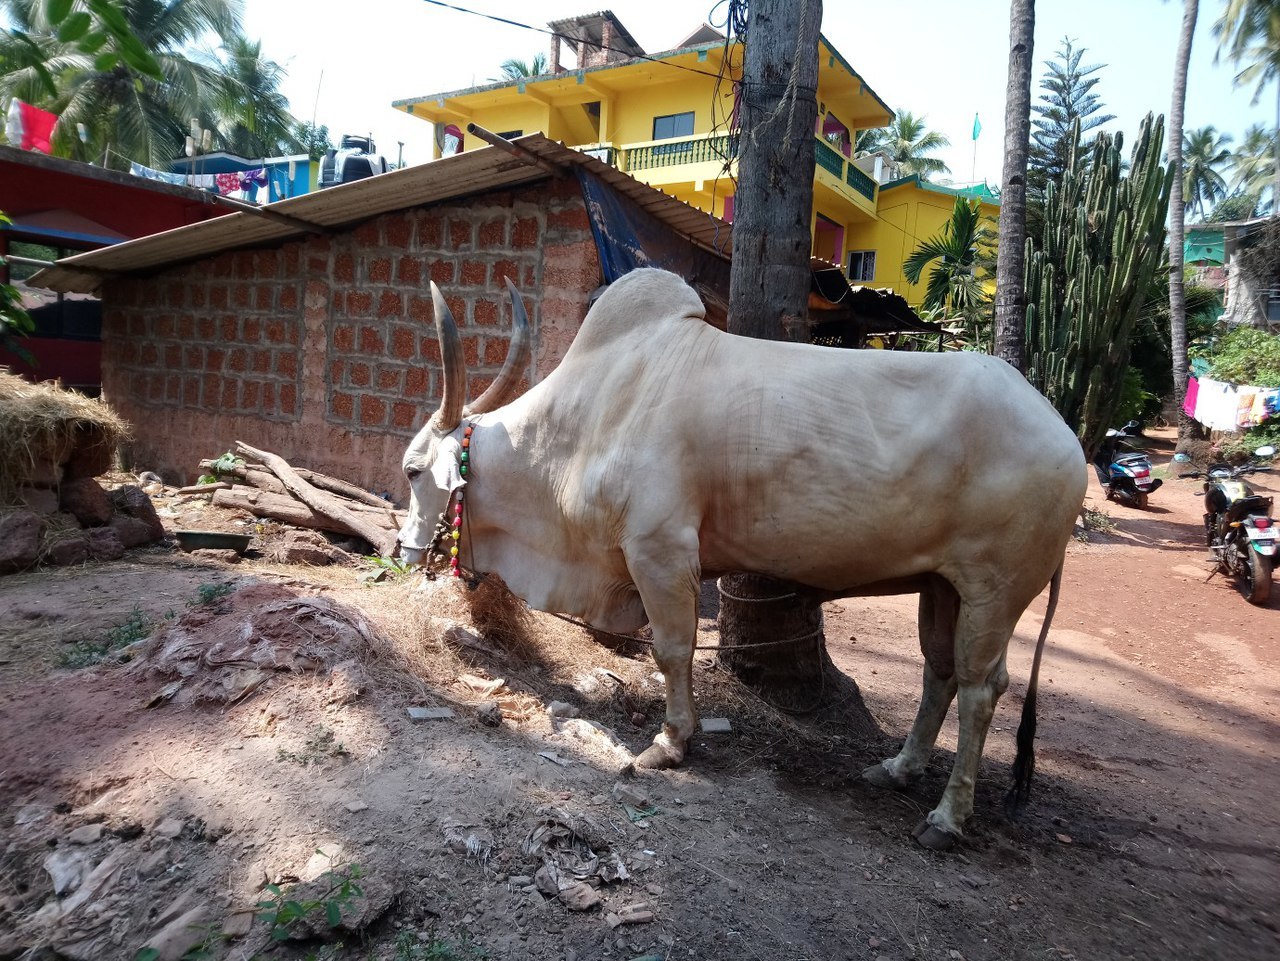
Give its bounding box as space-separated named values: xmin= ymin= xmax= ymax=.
xmin=0 ymin=369 xmax=129 ymax=504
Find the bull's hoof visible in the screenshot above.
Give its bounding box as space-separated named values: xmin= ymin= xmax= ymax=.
xmin=861 ymin=761 xmax=911 ymax=791
xmin=912 ymin=818 xmax=960 ymax=852
xmin=634 ymin=741 xmax=683 ymax=770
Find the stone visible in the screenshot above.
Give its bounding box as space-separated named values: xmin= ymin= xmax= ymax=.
xmin=271 ymin=529 xmax=346 ymax=566
xmin=558 ymin=880 xmax=602 ymax=911
xmin=109 ymin=514 xmax=156 ymax=549
xmin=68 ymin=823 xmax=104 ymax=845
xmin=700 ymin=717 xmax=732 ymax=734
xmin=86 ymin=527 xmax=125 ymax=561
xmin=137 ymin=846 xmax=170 ymax=879
xmin=108 ymin=485 xmax=165 ymax=540
xmin=547 ymin=700 xmax=579 ymax=718
xmin=153 ymin=817 xmax=185 ymax=839
xmin=44 ymin=848 xmax=89 ymax=895
xmin=17 ymin=486 xmax=59 ymax=514
xmin=345 ymin=800 xmax=369 ymax=813
xmin=26 ymin=450 xmax=65 ymax=488
xmin=188 ymin=548 xmax=241 ymax=564
xmin=407 ymin=706 xmax=455 ymax=721
xmin=45 ymin=532 xmax=90 ymax=567
xmin=0 ymin=510 xmax=42 ymax=573
xmin=59 ymin=477 xmax=112 ymax=526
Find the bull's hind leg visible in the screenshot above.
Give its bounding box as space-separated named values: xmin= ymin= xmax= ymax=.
xmin=863 ymin=576 xmax=959 ymax=790
xmin=623 ymin=532 xmax=702 ymax=770
xmin=914 ymin=604 xmax=1016 ymax=851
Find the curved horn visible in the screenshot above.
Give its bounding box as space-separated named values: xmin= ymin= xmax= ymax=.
xmin=467 ymin=276 xmax=532 ymax=415
xmin=430 ymin=281 xmax=465 ymax=431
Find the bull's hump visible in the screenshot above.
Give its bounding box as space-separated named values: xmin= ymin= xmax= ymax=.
xmin=573 ymin=269 xmax=707 ymax=351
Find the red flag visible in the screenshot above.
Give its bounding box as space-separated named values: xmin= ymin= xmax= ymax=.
xmin=15 ymin=101 xmax=59 ymax=153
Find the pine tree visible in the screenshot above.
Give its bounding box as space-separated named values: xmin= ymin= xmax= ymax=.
xmin=1027 ymin=38 xmax=1115 ymax=235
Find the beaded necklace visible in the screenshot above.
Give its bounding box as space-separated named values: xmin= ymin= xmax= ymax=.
xmin=449 ymin=422 xmax=473 ymax=578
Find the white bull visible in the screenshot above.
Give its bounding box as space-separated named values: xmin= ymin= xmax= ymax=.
xmin=398 ymin=268 xmax=1087 ymax=848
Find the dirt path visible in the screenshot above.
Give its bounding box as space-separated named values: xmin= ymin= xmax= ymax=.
xmin=1 ymin=429 xmax=1277 ymax=961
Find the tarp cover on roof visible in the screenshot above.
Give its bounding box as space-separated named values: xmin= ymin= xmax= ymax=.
xmin=1185 ymin=234 xmax=1225 ymax=265
xmin=576 ymin=167 xmax=730 ymax=302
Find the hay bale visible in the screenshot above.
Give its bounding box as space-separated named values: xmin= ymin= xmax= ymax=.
xmin=0 ymin=370 xmax=129 ymax=505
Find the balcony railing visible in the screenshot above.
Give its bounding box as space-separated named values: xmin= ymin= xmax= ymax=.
xmin=597 ymin=132 xmax=878 ymax=207
xmin=846 ymin=163 xmax=876 ymax=201
xmin=627 ymin=134 xmax=739 ymax=171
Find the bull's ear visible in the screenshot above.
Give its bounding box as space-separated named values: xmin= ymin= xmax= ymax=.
xmin=430 ymin=436 xmax=466 ymax=493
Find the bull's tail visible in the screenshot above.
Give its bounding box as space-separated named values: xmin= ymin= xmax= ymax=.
xmin=1004 ymin=558 xmax=1065 ymax=820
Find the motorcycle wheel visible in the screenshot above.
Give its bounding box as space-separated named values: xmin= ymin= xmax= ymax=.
xmin=1244 ymin=549 xmax=1272 ymax=605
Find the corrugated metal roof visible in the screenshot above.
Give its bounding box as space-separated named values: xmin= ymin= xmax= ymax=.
xmin=32 ymin=134 xmax=734 ymax=294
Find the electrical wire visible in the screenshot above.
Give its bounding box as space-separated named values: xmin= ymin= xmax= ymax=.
xmin=416 ymin=0 xmax=734 ymax=82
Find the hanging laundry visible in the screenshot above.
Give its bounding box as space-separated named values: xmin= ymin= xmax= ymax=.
xmin=186 ymin=173 xmax=217 ymax=190
xmin=1193 ymin=377 xmax=1241 ymax=433
xmin=129 ymin=161 xmax=186 ymax=185
xmin=239 ymin=168 xmax=268 ymax=191
xmin=1182 ymin=376 xmax=1199 ymax=419
xmin=6 ymin=100 xmax=59 ymax=153
xmin=215 ymin=172 xmax=243 ymax=195
xmin=1235 ymin=388 xmax=1258 ymax=429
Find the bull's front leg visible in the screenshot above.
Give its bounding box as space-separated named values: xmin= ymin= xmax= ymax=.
xmin=623 ymin=530 xmax=701 ymax=770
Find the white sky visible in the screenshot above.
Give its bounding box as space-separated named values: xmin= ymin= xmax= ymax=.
xmin=239 ymin=0 xmax=1272 ymax=183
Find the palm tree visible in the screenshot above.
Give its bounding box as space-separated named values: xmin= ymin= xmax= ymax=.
xmin=495 ymin=52 xmax=547 ymax=82
xmin=1215 ymin=1 xmax=1280 ymax=206
xmin=879 ymin=111 xmax=951 ymax=179
xmin=1229 ymin=122 xmax=1276 ymax=209
xmin=903 ymin=196 xmax=994 ymax=328
xmin=1 ymin=0 xmax=244 ymax=169
xmin=994 ymin=0 xmax=1035 ymax=373
xmin=1167 ymin=0 xmax=1198 ymax=451
xmin=1182 ymin=126 xmax=1233 ymax=218
xmin=213 ymin=35 xmax=300 ymax=158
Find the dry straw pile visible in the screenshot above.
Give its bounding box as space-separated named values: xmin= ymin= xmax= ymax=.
xmin=0 ymin=369 xmax=128 ymax=504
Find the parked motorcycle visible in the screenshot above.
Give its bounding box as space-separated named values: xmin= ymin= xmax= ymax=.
xmin=1177 ymin=445 xmax=1277 ymax=605
xmin=1092 ymin=421 xmax=1162 ymax=508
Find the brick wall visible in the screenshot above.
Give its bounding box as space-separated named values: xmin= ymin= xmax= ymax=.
xmin=101 ymin=176 xmax=600 ymax=496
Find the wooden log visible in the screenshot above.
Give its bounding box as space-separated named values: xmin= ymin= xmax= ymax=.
xmin=176 ymin=482 xmax=232 ymax=495
xmin=212 ymin=488 xmax=399 ymax=541
xmin=199 ymin=459 xmax=393 ymax=507
xmin=234 ymin=442 xmax=397 ymax=556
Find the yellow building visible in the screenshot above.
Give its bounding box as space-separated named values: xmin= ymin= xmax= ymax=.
xmin=392 ymin=11 xmax=999 ymax=308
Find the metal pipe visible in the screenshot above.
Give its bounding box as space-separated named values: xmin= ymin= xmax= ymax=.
xmin=5 ymin=254 xmax=56 ymax=268
xmin=465 ymin=123 xmax=565 ymax=176
xmin=202 ymin=192 xmax=334 ymax=235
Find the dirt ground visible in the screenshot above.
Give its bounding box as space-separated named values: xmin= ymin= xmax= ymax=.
xmin=1 ymin=427 xmax=1277 ymax=961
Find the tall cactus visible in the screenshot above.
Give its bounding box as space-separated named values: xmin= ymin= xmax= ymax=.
xmin=1024 ymin=114 xmax=1174 ymax=460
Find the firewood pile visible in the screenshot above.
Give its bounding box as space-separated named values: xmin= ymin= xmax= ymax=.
xmin=194 ymin=442 xmax=405 ymax=557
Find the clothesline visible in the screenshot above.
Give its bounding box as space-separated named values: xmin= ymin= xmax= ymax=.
xmin=1183 ymin=375 xmax=1280 ymax=433
xmin=128 ymin=159 xmax=269 ymax=198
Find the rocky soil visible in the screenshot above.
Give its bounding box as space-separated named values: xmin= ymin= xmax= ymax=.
xmin=0 ymin=428 xmax=1277 ymax=961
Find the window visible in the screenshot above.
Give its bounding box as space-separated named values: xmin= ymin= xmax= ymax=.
xmin=848 ymin=250 xmax=876 ymax=283
xmin=652 ymin=112 xmax=695 ymax=140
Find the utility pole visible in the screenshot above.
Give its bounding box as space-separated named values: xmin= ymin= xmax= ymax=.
xmin=719 ymin=0 xmax=869 ymax=719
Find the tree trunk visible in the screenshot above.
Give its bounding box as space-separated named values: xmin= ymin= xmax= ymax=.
xmin=719 ymin=0 xmax=840 ymax=713
xmin=992 ymin=0 xmax=1035 ymax=373
xmin=1169 ymin=0 xmax=1198 ymax=447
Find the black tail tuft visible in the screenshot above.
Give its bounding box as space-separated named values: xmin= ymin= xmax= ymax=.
xmin=1004 ymin=691 xmax=1037 ymax=820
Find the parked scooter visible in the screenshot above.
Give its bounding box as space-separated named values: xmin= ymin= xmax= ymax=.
xmin=1092 ymin=421 xmax=1162 ymax=508
xmin=1177 ymin=445 xmax=1277 ymax=605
